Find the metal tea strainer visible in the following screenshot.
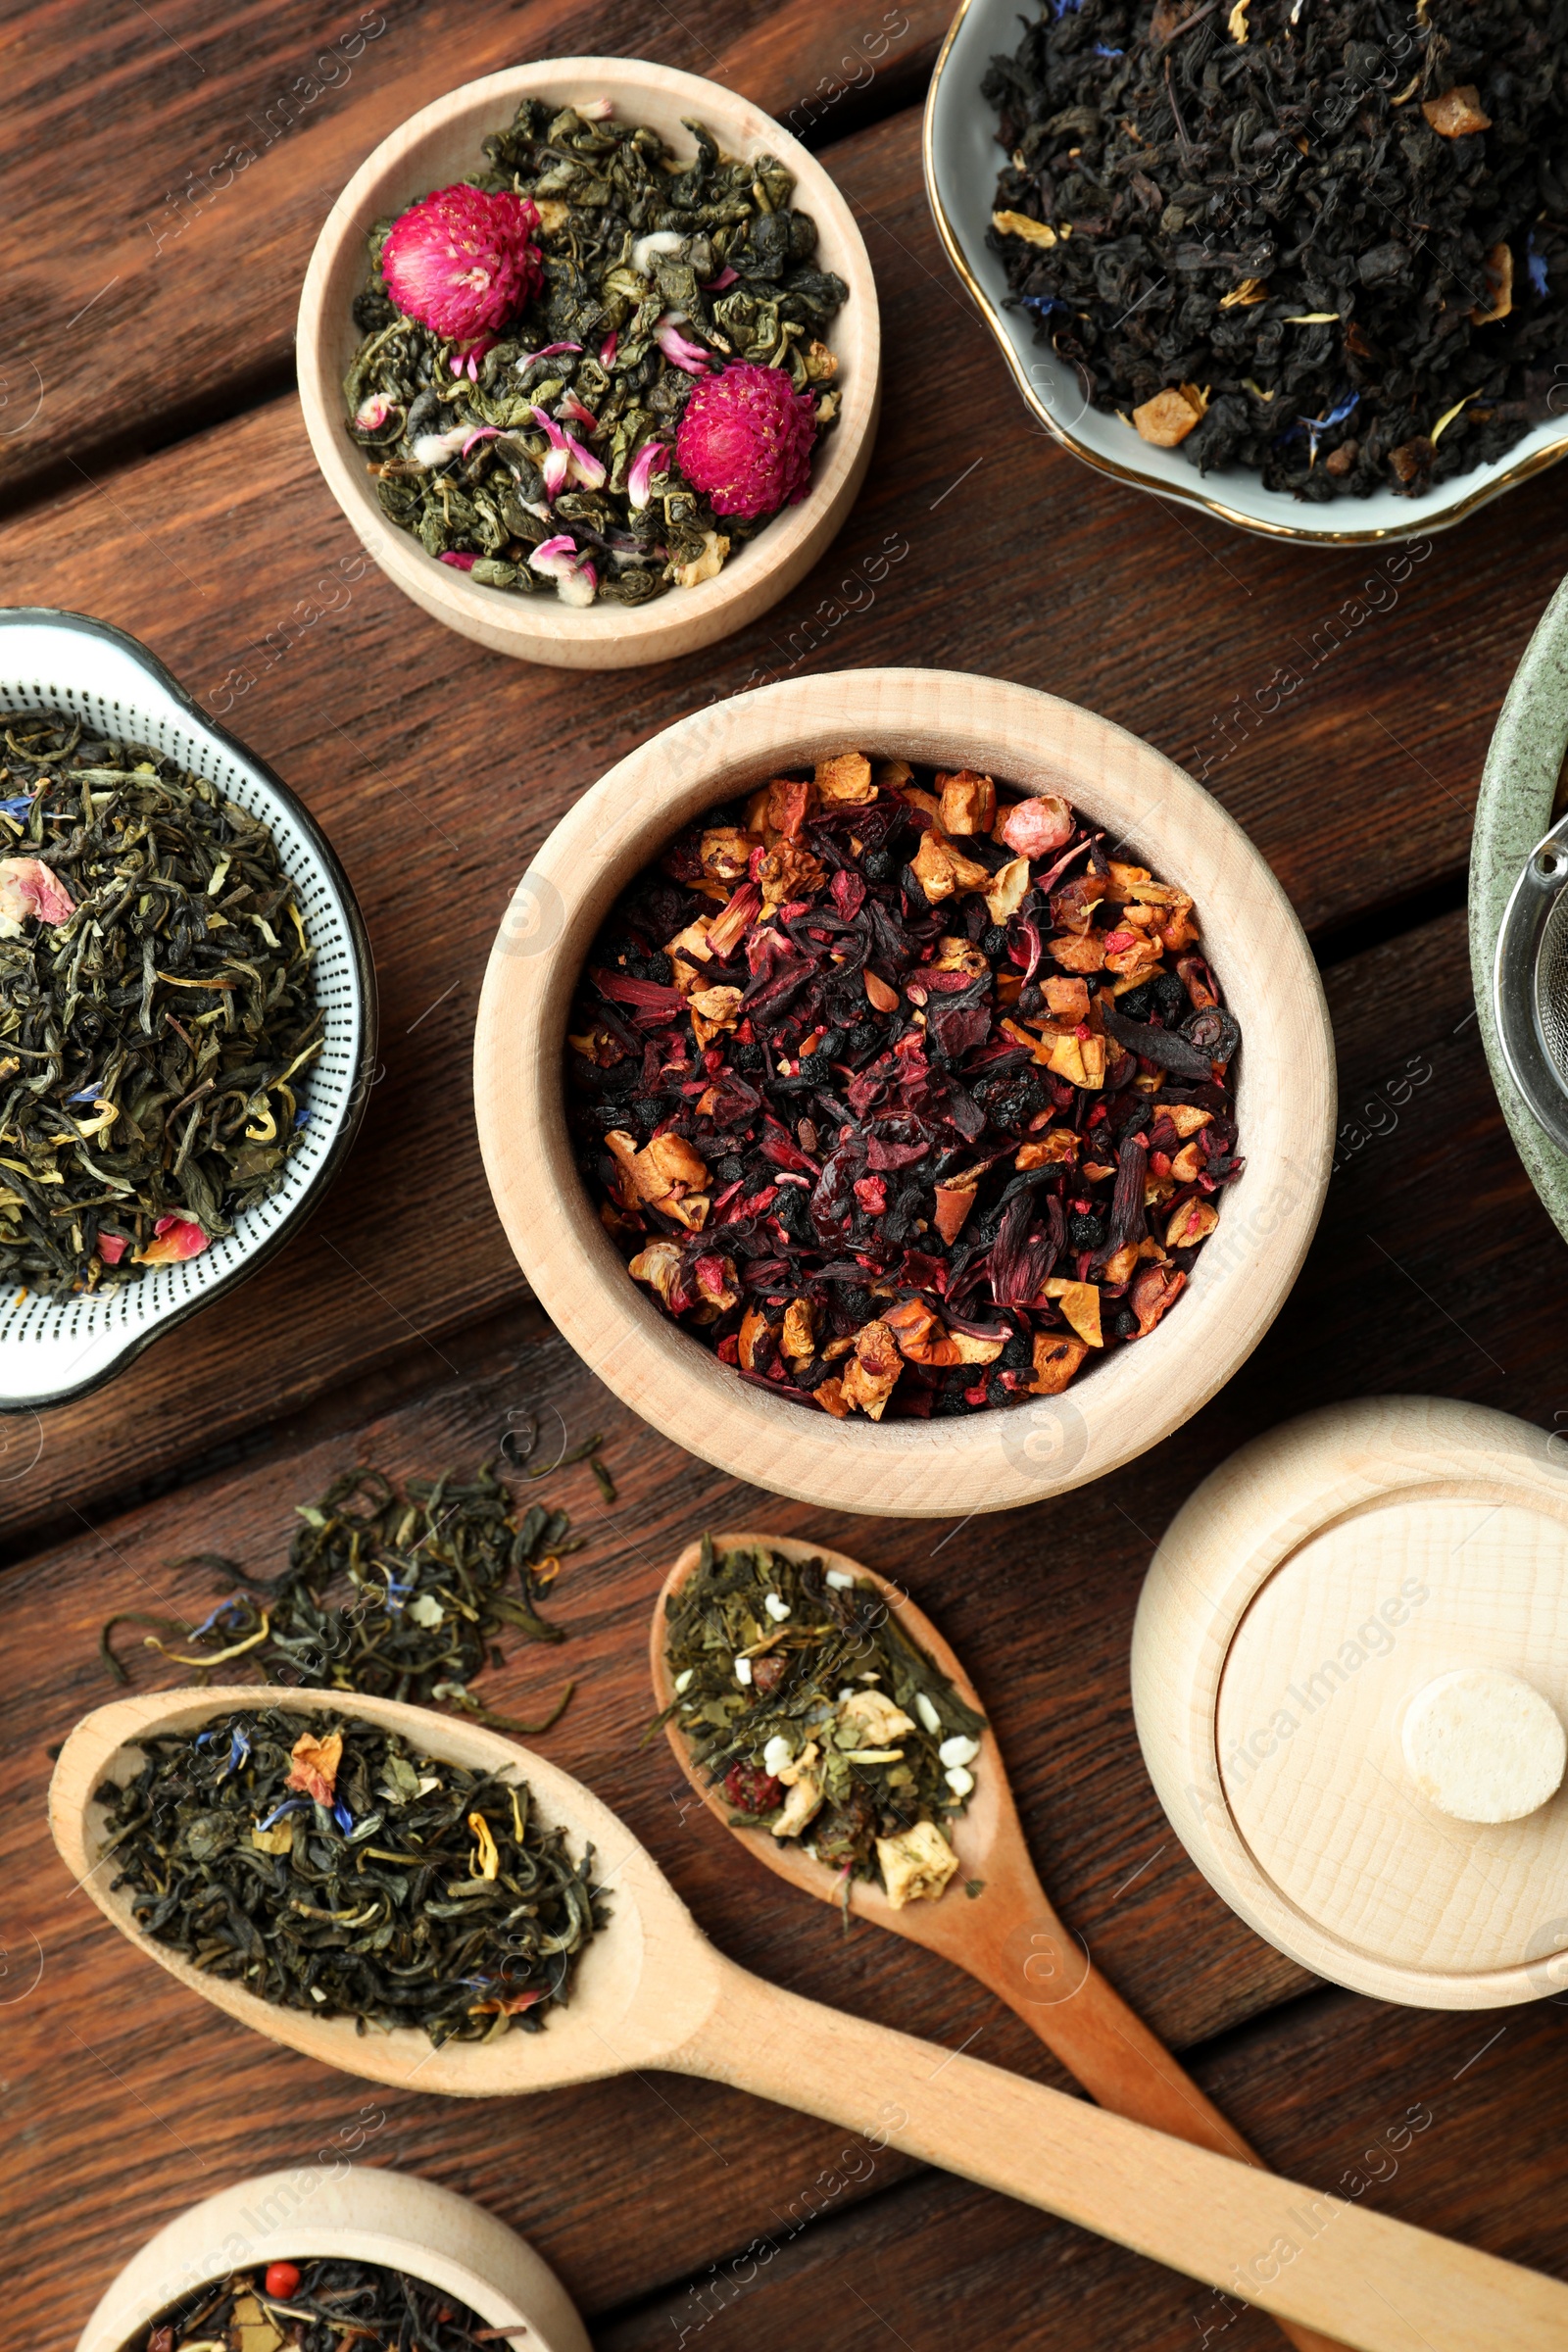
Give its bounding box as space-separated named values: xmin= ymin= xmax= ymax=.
xmin=1494 ymin=810 xmax=1568 ymax=1154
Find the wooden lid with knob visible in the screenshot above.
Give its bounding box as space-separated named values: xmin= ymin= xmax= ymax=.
xmin=1131 ymin=1396 xmax=1568 ymax=2008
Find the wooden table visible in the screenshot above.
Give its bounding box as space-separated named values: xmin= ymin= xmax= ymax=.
xmin=3 ymin=5 xmax=1566 ymax=2346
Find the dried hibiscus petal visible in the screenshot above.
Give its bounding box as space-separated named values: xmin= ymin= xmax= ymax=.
xmin=564 ymin=750 xmax=1242 ymax=1419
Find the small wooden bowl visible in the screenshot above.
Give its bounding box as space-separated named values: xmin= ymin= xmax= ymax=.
xmin=472 ymin=667 xmax=1335 ymax=1516
xmin=297 ymin=58 xmax=880 ymax=671
xmin=75 ymin=2164 xmax=589 ymax=2352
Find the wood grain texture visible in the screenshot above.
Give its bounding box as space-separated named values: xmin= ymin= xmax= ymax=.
xmin=2 ymin=24 xmax=1568 ymax=2352
xmin=1134 ymin=1397 xmax=1568 ymax=2007
xmin=48 ymin=1691 xmax=1568 ymax=2350
xmin=0 ymin=0 xmax=944 ymax=504
xmin=474 ymin=667 xmax=1333 ymax=1514
xmin=0 ymin=105 xmax=1558 ymax=1546
xmin=654 ymin=1531 xmax=1348 ymax=2352
xmin=295 ymin=59 xmax=882 ymax=668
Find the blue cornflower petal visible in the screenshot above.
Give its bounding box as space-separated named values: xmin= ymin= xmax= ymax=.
xmin=184 ymin=1595 xmax=245 ymax=1642
xmin=1093 ymin=41 xmax=1124 ymax=53
xmin=332 ymin=1799 xmax=354 ymax=1835
xmin=0 ymin=796 xmax=35 ymax=820
xmin=225 ymin=1727 xmax=252 ymax=1777
xmin=1528 ymin=233 xmax=1549 ymax=299
xmin=293 ymin=1107 xmax=310 ymax=1128
xmin=68 ymin=1086 xmax=100 ymax=1102
xmin=257 ymin=1797 xmax=313 ymax=1832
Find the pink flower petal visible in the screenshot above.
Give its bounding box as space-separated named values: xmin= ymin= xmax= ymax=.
xmin=559 ymin=392 xmax=599 ymax=433
xmin=136 ymin=1215 xmax=208 ymax=1266
xmin=702 ymin=267 xmax=739 ymax=292
xmin=655 ymin=313 xmax=715 ymax=374
xmin=0 ymin=857 xmax=74 ymax=932
xmin=438 ymin=551 xmax=477 ymax=569
xmin=600 ymin=328 xmax=618 ymax=366
xmin=96 ymin=1232 xmax=129 ymax=1266
xmin=522 ymin=342 xmax=583 ymax=362
xmin=530 ymin=534 xmax=578 ymax=568
xmin=627 ymin=439 xmax=669 ymax=510
xmin=460 ymin=426 xmax=501 ymax=458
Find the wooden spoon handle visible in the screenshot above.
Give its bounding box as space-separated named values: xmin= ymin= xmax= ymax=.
xmin=980 ymin=1937 xmax=1347 ymax=2352
xmin=672 ymin=1956 xmax=1568 ymax=2352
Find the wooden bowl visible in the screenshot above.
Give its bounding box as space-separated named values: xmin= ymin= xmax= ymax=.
xmin=1133 ymin=1396 xmax=1568 ymax=2009
xmin=74 ymin=2164 xmax=589 ymax=2352
xmin=472 ymin=667 xmax=1335 ymax=1516
xmin=297 ymin=58 xmax=880 ymax=671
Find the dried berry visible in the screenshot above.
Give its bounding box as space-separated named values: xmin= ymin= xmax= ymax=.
xmin=565 ymin=751 xmax=1244 ymax=1419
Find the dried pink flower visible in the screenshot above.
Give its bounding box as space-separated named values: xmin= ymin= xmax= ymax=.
xmin=0 ymin=857 xmax=74 ymax=938
xmin=673 ymin=362 xmax=820 ymax=521
xmin=529 ymin=533 xmax=599 ymax=607
xmin=626 ymin=439 xmax=669 ymax=511
xmin=135 ymin=1214 xmax=209 ymax=1266
xmin=380 ymin=185 xmax=543 ymax=346
xmin=532 ymin=405 xmax=606 ymax=498
xmin=438 ymin=551 xmax=477 ymax=569
xmin=654 ymin=314 xmax=716 ymax=374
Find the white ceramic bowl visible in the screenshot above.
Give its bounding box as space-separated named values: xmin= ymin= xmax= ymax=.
xmin=0 ymin=609 xmax=375 ymax=1410
xmin=75 ymin=2165 xmax=589 ymax=2352
xmin=473 ymin=666 xmax=1335 ymax=1518
xmin=923 ymin=0 xmax=1568 ymax=547
xmin=298 ymin=57 xmax=880 ymax=669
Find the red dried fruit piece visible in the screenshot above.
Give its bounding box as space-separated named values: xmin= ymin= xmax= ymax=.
xmin=724 ymin=1762 xmax=783 ymax=1812
xmin=265 ymin=2263 xmax=302 ymax=2300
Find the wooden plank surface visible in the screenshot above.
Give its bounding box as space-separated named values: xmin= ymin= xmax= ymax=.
xmin=4 ymin=897 xmax=1561 ymax=2350
xmin=0 ymin=0 xmax=950 ymax=504
xmin=3 ymin=14 xmax=1568 ymax=2351
xmin=1 ymin=101 xmax=1563 ymax=1550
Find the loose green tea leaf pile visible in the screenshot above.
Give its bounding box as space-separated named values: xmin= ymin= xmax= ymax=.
xmin=346 ymin=98 xmax=848 ymax=605
xmin=101 ymin=1460 xmax=586 ymax=1735
xmin=100 ymin=1707 xmax=605 ymax=2042
xmin=0 ymin=714 xmax=319 ymax=1294
xmin=983 ymin=0 xmax=1568 ymax=500
xmin=566 ymin=750 xmax=1241 ymax=1420
xmin=138 ymin=2258 xmax=498 ymax=2352
xmin=661 ymin=1538 xmax=987 ymax=1906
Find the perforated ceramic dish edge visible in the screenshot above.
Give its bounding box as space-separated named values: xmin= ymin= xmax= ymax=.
xmin=0 ymin=609 xmax=376 ymax=1410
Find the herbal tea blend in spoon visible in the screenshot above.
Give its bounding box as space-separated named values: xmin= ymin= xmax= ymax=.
xmin=97 ymin=1706 xmax=605 ymax=2043
xmin=49 ymin=1686 xmax=1568 ymax=2352
xmin=0 ymin=714 xmax=320 ymax=1293
xmin=652 ymin=1532 xmax=1347 ymax=2352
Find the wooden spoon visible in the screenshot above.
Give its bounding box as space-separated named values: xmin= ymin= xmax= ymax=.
xmin=50 ymin=1685 xmax=1568 ymax=2352
xmin=653 ymin=1532 xmax=1345 ymax=2352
